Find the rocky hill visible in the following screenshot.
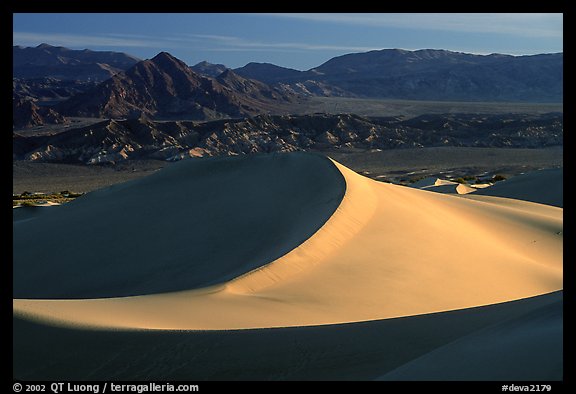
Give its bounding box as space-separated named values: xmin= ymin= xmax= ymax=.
xmin=13 ymin=95 xmax=68 ymax=129
xmin=13 ymin=112 xmax=563 ymax=164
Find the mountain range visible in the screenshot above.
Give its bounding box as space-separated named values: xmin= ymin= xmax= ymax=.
xmin=233 ymin=49 xmax=563 ymax=102
xmin=55 ymin=52 xmax=298 ymax=120
xmin=14 ymin=45 xmax=563 ymax=104
xmin=13 ymin=44 xmax=563 ymax=159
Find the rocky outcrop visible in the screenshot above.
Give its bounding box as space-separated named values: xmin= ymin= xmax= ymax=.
xmin=13 ymin=96 xmax=68 ymax=129
xmin=13 ymin=112 xmax=563 ymax=164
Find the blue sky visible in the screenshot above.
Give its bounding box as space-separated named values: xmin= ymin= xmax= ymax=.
xmin=13 ymin=13 xmax=563 ymax=70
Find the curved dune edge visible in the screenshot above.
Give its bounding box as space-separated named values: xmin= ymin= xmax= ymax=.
xmin=13 ymin=159 xmax=563 ymax=331
xmin=14 ymin=153 xmax=347 ymax=299
xmin=225 ymin=159 xmax=378 ymax=293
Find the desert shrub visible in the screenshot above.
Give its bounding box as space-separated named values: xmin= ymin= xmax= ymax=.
xmin=16 ymin=192 xmax=38 ymax=200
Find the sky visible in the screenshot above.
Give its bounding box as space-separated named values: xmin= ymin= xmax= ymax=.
xmin=13 ymin=13 xmax=563 ymax=71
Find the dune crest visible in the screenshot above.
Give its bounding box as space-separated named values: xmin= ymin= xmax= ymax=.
xmin=13 ymin=154 xmax=562 ymax=330
xmin=226 ymin=160 xmax=378 ymax=294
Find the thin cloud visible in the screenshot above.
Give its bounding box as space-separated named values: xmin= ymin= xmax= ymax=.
xmin=261 ymin=13 xmax=563 ymax=38
xmin=187 ymin=34 xmax=243 ymax=42
xmin=13 ymin=31 xmax=377 ymax=53
xmin=190 ymin=34 xmax=379 ymax=52
xmin=14 ymin=26 xmax=560 ymax=59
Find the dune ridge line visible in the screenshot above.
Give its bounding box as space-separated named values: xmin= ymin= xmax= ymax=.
xmin=225 ymin=159 xmax=378 ymax=293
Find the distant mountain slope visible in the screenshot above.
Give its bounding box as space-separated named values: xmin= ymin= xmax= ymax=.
xmin=234 ymin=62 xmax=304 ymax=84
xmin=13 ymin=112 xmax=563 ymax=164
xmin=13 ymin=78 xmax=100 ymax=105
xmin=237 ymin=49 xmax=563 ymax=103
xmin=216 ymin=69 xmax=288 ymax=102
xmin=13 ymin=44 xmax=141 ymax=81
xmin=56 ymin=52 xmax=298 ymax=120
xmin=191 ymin=61 xmax=229 ymax=77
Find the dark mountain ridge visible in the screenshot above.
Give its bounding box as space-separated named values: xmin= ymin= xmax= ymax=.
xmin=236 ymin=49 xmax=563 ymax=103
xmin=13 ymin=43 xmax=141 ymax=81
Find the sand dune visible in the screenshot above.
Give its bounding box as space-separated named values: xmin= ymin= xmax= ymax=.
xmin=377 ymin=292 xmax=563 ymax=381
xmin=14 ymin=152 xmax=345 ymax=298
xmin=471 ymin=167 xmax=563 ymax=207
xmin=409 ymin=176 xmax=447 ymax=188
xmin=13 ymin=153 xmax=562 ymax=331
xmin=13 ymin=291 xmax=561 ymax=380
xmin=409 ymin=177 xmax=476 ymax=194
xmin=13 ymin=204 xmax=60 ymax=223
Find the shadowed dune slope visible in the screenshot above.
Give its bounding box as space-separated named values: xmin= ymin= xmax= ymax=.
xmin=377 ymin=293 xmax=562 ymax=381
xmin=472 ymin=167 xmax=563 ymax=207
xmin=408 ymin=177 xmax=478 ymax=195
xmin=13 ymin=205 xmax=55 ymax=223
xmin=13 ymin=291 xmax=562 ymax=381
xmin=13 ymin=152 xmax=345 ymax=298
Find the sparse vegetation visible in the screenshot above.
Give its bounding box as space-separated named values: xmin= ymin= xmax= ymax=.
xmin=12 ymin=190 xmax=84 ymax=207
xmin=308 ymin=97 xmax=563 ymax=118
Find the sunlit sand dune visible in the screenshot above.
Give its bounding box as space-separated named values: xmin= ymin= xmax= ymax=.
xmin=13 ymin=153 xmax=562 ymax=331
